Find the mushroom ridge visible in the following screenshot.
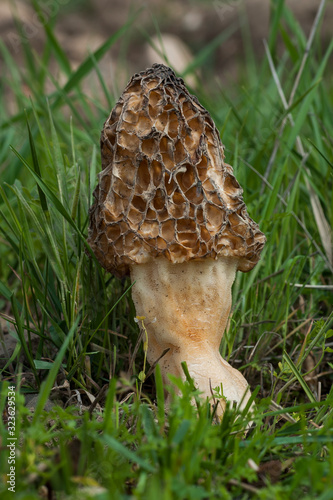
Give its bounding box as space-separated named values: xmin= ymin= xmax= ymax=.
xmin=88 ymin=63 xmax=266 ymax=277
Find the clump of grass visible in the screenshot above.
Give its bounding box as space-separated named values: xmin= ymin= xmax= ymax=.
xmin=0 ymin=0 xmax=332 ymax=498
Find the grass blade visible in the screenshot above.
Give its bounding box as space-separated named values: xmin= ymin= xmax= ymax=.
xmin=282 ymin=352 xmax=317 ymax=404
xmin=26 ymin=116 xmax=49 ymax=216
xmin=32 ymin=316 xmax=79 ymax=422
xmin=51 ymin=10 xmax=142 ymax=107
xmin=101 ymin=434 xmax=156 ymax=473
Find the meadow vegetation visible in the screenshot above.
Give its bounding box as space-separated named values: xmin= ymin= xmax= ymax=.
xmin=0 ymin=0 xmax=332 ymax=498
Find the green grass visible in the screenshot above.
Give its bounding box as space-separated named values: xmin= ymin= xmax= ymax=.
xmin=0 ymin=0 xmax=333 ymax=498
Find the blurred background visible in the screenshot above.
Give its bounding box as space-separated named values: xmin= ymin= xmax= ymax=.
xmin=1 ymin=0 xmax=333 ymax=108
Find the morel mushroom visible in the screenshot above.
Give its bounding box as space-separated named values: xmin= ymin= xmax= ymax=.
xmin=88 ymin=64 xmax=266 ymax=416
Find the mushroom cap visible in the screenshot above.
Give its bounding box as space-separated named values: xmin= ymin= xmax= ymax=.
xmin=88 ymin=64 xmax=266 ymax=278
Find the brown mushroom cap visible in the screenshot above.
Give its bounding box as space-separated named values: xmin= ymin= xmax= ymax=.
xmin=88 ymin=64 xmax=266 ymax=278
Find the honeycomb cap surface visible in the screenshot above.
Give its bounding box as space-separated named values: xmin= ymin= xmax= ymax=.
xmin=88 ymin=64 xmax=266 ymax=277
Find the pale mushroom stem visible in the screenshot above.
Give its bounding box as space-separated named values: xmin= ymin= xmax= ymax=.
xmin=130 ymin=257 xmax=251 ymax=416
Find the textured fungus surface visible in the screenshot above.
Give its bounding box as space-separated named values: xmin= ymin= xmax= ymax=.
xmin=130 ymin=258 xmax=252 ymax=415
xmin=88 ymin=63 xmax=266 ymax=278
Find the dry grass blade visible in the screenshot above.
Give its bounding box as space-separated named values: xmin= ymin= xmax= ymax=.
xmin=239 ymin=156 xmax=332 ymax=271
xmin=262 ymin=0 xmax=332 ymax=267
xmin=263 ymin=0 xmax=327 ymax=181
xmin=228 ymin=479 xmax=260 ymax=494
xmin=269 ymin=401 xmax=298 ymax=424
xmin=305 ymin=186 xmax=333 ymax=266
xmin=288 ymin=283 xmax=333 ymax=290
xmin=145 ymin=347 xmax=170 ymax=380
xmin=264 ymin=39 xmax=332 ymax=268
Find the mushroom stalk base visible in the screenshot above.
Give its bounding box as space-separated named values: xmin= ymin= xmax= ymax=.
xmin=130 ymin=258 xmax=251 ymax=417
